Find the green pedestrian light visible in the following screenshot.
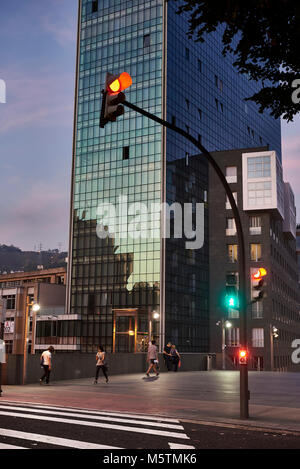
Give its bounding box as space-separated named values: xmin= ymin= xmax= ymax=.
xmin=225 ymin=285 xmax=238 ymax=309
xmin=228 ymin=297 xmax=235 ymax=307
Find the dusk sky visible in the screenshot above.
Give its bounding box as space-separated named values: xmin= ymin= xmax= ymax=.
xmin=0 ymin=0 xmax=299 ymax=252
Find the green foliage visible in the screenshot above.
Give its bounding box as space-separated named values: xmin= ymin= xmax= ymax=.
xmin=173 ymin=0 xmax=300 ymax=121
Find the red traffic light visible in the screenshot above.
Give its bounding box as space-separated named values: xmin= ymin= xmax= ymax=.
xmin=239 ymin=349 xmax=248 ymax=365
xmin=252 ymin=267 xmax=267 ymax=281
xmin=107 ymin=72 xmax=132 ymax=95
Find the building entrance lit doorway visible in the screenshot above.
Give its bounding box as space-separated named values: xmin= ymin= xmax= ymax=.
xmin=112 ymin=309 xmax=150 ymax=353
xmin=113 ymin=309 xmax=137 ymax=353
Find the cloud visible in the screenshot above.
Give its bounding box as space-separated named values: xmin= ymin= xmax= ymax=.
xmin=41 ymin=12 xmax=77 ymax=46
xmin=0 ymin=180 xmax=69 ymax=251
xmin=0 ymin=67 xmax=74 ymax=134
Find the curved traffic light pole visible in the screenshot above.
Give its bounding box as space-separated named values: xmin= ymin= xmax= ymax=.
xmin=123 ymin=99 xmax=249 ymax=419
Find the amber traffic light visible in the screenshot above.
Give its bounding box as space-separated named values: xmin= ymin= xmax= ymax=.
xmin=251 ymin=267 xmax=267 ymax=302
xmin=252 ymin=268 xmax=267 ymax=280
xmin=100 ymin=72 xmax=133 ymax=128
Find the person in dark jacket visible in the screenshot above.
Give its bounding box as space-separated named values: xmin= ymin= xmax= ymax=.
xmin=170 ymin=344 xmax=181 ymax=372
xmin=163 ymin=342 xmax=172 ymax=371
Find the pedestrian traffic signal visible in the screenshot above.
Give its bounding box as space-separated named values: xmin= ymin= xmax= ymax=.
xmin=225 ymin=285 xmax=238 ymax=309
xmin=100 ymin=72 xmax=132 ymax=128
xmin=251 ymin=267 xmax=267 ymax=302
xmin=239 ymin=349 xmax=248 ymax=365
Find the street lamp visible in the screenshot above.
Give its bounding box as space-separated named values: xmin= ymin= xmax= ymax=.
xmin=148 ymin=311 xmax=160 ymax=344
xmin=23 ymin=300 xmax=40 ymax=385
xmin=270 ymin=325 xmax=279 ymax=370
xmin=32 ymin=303 xmax=40 ymax=313
xmin=221 ymin=320 xmax=232 ymax=370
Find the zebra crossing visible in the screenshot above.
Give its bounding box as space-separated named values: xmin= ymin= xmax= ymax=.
xmin=0 ymin=401 xmax=195 ymax=449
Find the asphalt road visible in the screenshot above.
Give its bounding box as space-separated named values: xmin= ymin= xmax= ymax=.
xmin=0 ymin=401 xmax=299 ymax=450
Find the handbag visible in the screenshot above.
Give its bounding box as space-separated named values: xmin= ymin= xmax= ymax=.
xmin=40 ymin=356 xmax=44 ymax=368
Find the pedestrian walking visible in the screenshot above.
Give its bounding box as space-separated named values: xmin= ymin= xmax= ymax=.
xmin=163 ymin=341 xmax=172 ymax=371
xmin=39 ymin=346 xmax=54 ymax=385
xmin=94 ymin=345 xmax=109 ymax=384
xmin=146 ymin=340 xmax=159 ymax=376
xmin=170 ymin=344 xmax=181 ymax=372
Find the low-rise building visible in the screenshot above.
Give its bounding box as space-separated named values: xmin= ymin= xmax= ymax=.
xmin=0 ymin=267 xmax=66 ymax=355
xmin=209 ymin=147 xmax=300 ymax=371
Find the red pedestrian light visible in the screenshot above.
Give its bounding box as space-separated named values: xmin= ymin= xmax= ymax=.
xmin=239 ymin=349 xmax=248 ymax=365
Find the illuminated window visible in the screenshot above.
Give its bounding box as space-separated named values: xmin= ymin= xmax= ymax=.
xmin=250 ymin=243 xmax=262 ymax=261
xmin=227 ymin=244 xmax=238 ymax=263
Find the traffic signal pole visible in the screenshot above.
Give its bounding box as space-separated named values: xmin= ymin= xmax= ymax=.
xmin=123 ymin=99 xmax=249 ymax=419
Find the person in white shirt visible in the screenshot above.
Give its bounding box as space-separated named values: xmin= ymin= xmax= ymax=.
xmin=39 ymin=346 xmax=54 ymax=385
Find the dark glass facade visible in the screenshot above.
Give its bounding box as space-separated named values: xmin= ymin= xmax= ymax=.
xmin=68 ymin=0 xmax=282 ymax=354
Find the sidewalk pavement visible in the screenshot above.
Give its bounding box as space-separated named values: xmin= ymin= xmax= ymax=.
xmin=1 ymin=370 xmax=300 ymax=434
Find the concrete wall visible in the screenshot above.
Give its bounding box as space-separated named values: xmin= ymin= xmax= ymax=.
xmin=3 ymin=353 xmax=216 ymax=385
xmin=39 ymin=283 xmax=66 ymax=308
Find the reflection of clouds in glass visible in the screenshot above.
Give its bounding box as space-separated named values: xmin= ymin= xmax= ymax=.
xmin=125 ymin=250 xmax=160 ymax=292
xmin=94 ymin=196 xmax=161 ymax=292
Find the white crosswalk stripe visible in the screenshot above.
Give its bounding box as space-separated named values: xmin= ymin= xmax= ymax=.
xmin=19 ymin=402 xmax=181 ymax=423
xmin=0 ymin=428 xmax=122 ymax=449
xmin=0 ymin=402 xmax=195 ymax=449
xmin=0 ymin=404 xmax=184 ymax=430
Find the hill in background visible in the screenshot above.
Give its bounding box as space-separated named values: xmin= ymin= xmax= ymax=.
xmin=0 ymin=244 xmax=67 ymax=273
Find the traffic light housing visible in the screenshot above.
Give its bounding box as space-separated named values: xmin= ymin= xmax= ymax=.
xmin=225 ymin=285 xmax=238 ymax=309
xmin=239 ymin=349 xmax=248 ymax=365
xmin=251 ymin=268 xmax=267 ymax=302
xmin=100 ymin=72 xmax=132 ymax=128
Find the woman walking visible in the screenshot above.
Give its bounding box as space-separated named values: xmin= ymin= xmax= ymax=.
xmin=94 ymin=345 xmax=109 ymax=384
xmin=146 ymin=340 xmax=159 ymax=377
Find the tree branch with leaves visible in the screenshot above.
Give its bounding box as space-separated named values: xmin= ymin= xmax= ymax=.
xmin=172 ymin=0 xmax=300 ymax=121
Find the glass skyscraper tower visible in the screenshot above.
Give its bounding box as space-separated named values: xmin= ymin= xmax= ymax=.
xmin=67 ymin=0 xmax=281 ymax=354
